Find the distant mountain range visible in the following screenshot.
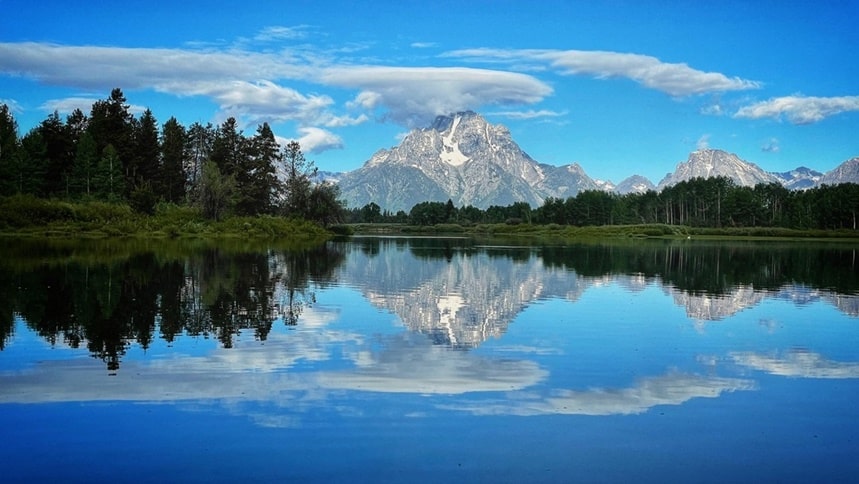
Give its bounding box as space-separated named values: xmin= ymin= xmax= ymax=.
xmin=333 ymin=111 xmax=857 ymax=211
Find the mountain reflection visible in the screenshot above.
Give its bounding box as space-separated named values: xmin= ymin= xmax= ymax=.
xmin=336 ymin=238 xmax=859 ymax=346
xmin=1 ymin=237 xmax=857 ymax=367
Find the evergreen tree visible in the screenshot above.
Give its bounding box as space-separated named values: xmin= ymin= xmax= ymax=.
xmin=36 ymin=112 xmax=75 ymax=197
xmin=161 ymin=117 xmax=188 ymax=204
xmin=88 ymin=88 xmax=133 ymax=197
xmin=242 ymin=122 xmax=282 ymax=215
xmin=0 ymin=104 xmax=21 ymax=196
xmin=17 ymin=129 xmax=48 ymax=196
xmin=70 ymin=132 xmax=98 ymax=198
xmin=186 ymin=122 xmax=214 ymax=187
xmin=282 ymin=140 xmax=316 ymax=218
xmin=95 ymin=144 xmax=125 ymax=201
xmin=65 ymin=108 xmax=88 ymax=142
xmin=130 ymin=108 xmax=161 ymax=190
xmin=210 ymin=117 xmax=245 ymax=177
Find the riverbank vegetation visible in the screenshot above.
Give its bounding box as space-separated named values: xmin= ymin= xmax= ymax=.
xmin=346 ymin=176 xmax=859 ymax=238
xmin=0 ymin=195 xmax=330 ymax=240
xmin=0 ymin=90 xmax=345 ymax=239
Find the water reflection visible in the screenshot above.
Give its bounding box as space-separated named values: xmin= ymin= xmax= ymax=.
xmin=1 ymin=237 xmax=857 ymax=393
xmin=0 ymin=239 xmax=344 ymax=369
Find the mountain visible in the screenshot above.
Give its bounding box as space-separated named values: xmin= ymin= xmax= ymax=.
xmin=657 ymin=149 xmax=782 ymax=190
xmin=615 ymin=175 xmax=656 ymax=194
xmin=817 ymin=157 xmax=859 ymax=186
xmin=337 ymin=111 xmax=599 ymax=212
xmin=771 ymin=166 xmax=823 ymax=190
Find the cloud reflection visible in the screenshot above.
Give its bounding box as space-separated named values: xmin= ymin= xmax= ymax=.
xmin=731 ymin=350 xmax=859 ymax=379
xmin=442 ymin=372 xmax=755 ymax=416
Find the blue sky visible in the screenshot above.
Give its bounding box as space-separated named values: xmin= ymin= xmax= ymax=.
xmin=1 ymin=0 xmax=857 ymax=183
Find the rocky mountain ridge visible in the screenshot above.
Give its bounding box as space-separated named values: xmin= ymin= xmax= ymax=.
xmin=332 ymin=111 xmax=857 ymax=211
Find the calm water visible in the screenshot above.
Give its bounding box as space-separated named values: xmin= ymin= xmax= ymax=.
xmin=1 ymin=236 xmax=858 ymax=483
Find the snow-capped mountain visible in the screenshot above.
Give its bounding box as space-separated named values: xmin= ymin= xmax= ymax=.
xmin=337 ymin=111 xmax=599 ymax=212
xmin=615 ymin=175 xmax=656 ymax=194
xmin=817 ymin=157 xmax=859 ymax=186
xmin=771 ymin=166 xmax=823 ymax=190
xmin=657 ymin=149 xmax=782 ymax=190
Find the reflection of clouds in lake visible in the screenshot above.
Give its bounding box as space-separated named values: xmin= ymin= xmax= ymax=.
xmin=731 ymin=350 xmax=859 ymax=379
xmin=0 ymin=316 xmax=544 ymax=405
xmin=317 ymin=332 xmax=547 ymax=394
xmin=443 ymin=372 xmax=755 ymax=416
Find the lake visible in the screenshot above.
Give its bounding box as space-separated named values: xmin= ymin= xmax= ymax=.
xmin=1 ymin=236 xmax=857 ymax=483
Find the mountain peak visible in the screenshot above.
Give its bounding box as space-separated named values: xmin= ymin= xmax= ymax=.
xmin=337 ymin=111 xmax=597 ymax=211
xmin=658 ymin=148 xmax=780 ymax=190
xmin=430 ymin=110 xmax=480 ymax=131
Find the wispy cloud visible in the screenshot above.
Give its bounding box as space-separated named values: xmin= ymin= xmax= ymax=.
xmin=410 ymin=42 xmax=437 ymax=49
xmin=254 ymin=25 xmax=312 ymax=42
xmin=294 ymin=126 xmax=344 ymax=153
xmin=324 ymin=65 xmax=552 ymax=127
xmin=0 ymin=41 xmax=551 ymax=131
xmin=761 ymin=137 xmax=780 ymax=153
xmin=696 ymin=134 xmax=711 ymax=150
xmin=40 ymin=96 xmax=147 ymax=116
xmin=443 ymin=48 xmax=761 ymax=96
xmin=443 ymin=372 xmax=755 ymax=416
xmin=489 ymin=109 xmax=568 ymax=120
xmin=734 ymin=95 xmax=859 ymax=124
xmin=731 ymin=350 xmax=859 ymax=378
xmin=0 ymin=98 xmax=22 ymax=113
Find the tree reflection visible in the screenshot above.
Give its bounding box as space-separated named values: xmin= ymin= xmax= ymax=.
xmin=0 ymin=239 xmax=344 ymax=369
xmin=539 ymin=240 xmax=859 ymax=296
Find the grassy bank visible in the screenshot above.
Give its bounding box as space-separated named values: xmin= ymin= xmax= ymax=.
xmin=343 ymin=221 xmax=859 ymax=241
xmin=0 ymin=195 xmax=332 ymax=240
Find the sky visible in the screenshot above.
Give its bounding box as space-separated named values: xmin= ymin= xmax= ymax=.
xmin=1 ymin=0 xmax=858 ymax=183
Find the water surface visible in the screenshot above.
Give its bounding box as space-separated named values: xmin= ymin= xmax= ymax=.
xmin=1 ymin=237 xmax=857 ymax=482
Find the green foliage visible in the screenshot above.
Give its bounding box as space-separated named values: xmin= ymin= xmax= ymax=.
xmin=196 ymin=160 xmax=235 ymax=221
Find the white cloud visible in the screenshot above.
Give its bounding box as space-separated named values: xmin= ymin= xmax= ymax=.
xmin=294 ymin=126 xmax=344 ymax=153
xmin=696 ymin=134 xmax=711 ymax=150
xmin=410 ymin=42 xmax=438 ymax=49
xmin=39 ymin=96 xmax=147 ymax=116
xmin=0 ymin=98 xmax=22 ymax=113
xmin=0 ymin=41 xmax=552 ymax=131
xmin=489 ymin=109 xmax=568 ymax=120
xmin=254 ymin=25 xmax=312 ymax=42
xmin=761 ymin=137 xmax=780 ymax=153
xmin=444 ymin=48 xmax=761 ymax=96
xmin=734 ymin=95 xmax=859 ymax=124
xmin=731 ymin=350 xmax=859 ymax=378
xmin=323 ymin=65 xmax=552 ymax=127
xmin=443 ymin=372 xmax=755 ymax=416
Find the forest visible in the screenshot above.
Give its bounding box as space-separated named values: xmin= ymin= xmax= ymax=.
xmin=0 ymin=89 xmax=344 ymax=226
xmin=1 ymin=88 xmax=858 ymax=234
xmin=348 ymin=177 xmax=859 ymax=230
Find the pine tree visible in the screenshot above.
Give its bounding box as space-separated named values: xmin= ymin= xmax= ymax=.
xmin=36 ymin=112 xmax=75 ymax=197
xmin=130 ymin=108 xmax=161 ymax=190
xmin=161 ymin=117 xmax=188 ymax=204
xmin=0 ymin=104 xmax=21 ymax=196
xmin=70 ymin=132 xmax=98 ymax=198
xmin=88 ymin=88 xmax=133 ymax=197
xmin=242 ymin=122 xmax=282 ymax=215
xmin=186 ymin=122 xmax=214 ymax=187
xmin=282 ymin=140 xmax=316 ymax=218
xmin=95 ymin=144 xmax=125 ymax=201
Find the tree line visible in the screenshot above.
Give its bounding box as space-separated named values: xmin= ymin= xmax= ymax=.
xmin=348 ymin=176 xmax=859 ymax=230
xmin=0 ymin=89 xmax=344 ymax=224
